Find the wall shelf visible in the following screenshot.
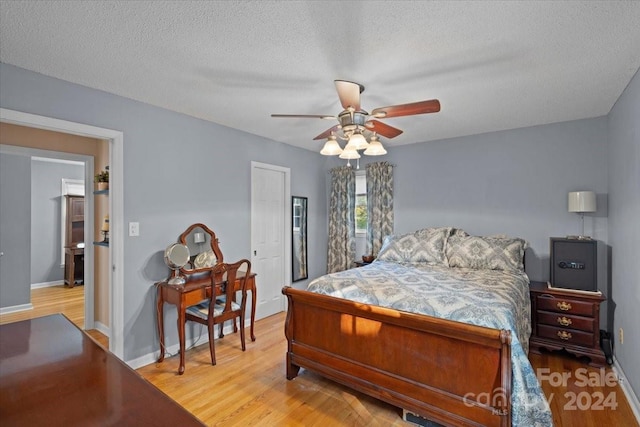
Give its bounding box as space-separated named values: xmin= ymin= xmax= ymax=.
xmin=93 ymin=241 xmax=109 ymax=247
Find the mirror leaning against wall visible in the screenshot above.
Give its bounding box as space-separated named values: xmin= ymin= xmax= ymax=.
xmin=292 ymin=196 xmax=308 ymax=282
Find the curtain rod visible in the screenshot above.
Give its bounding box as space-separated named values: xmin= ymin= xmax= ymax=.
xmin=328 ymin=162 xmax=396 ymax=173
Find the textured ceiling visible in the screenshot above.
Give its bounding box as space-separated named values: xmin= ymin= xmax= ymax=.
xmin=1 ymin=1 xmax=640 ymax=152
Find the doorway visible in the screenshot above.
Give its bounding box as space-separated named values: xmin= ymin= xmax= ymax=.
xmin=0 ymin=108 xmax=125 ymax=359
xmin=250 ymin=162 xmax=291 ymax=320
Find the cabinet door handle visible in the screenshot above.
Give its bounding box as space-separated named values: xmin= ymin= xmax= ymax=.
xmin=557 ymin=316 xmax=572 ymax=326
xmin=557 ymin=331 xmax=572 ymax=340
xmin=557 ymin=301 xmax=572 ymax=311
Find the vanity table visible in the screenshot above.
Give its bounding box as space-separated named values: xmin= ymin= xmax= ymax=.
xmin=156 ymin=223 xmax=257 ymax=375
xmin=156 ymin=272 xmax=256 ymax=375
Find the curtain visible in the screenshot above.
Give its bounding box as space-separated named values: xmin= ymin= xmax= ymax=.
xmin=366 ymin=161 xmax=394 ymax=257
xmin=327 ymin=165 xmax=356 ymax=273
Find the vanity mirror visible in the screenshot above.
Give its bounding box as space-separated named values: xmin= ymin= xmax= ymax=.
xmin=292 ymin=196 xmax=308 ymax=282
xmin=179 ymin=223 xmax=224 ymax=273
xmin=164 ymin=243 xmax=190 ymax=285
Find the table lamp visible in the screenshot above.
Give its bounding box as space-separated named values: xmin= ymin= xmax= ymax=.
xmin=568 ymin=191 xmax=596 ymax=239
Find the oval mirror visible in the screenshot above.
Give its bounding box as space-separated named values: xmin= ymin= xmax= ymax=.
xmin=164 ymin=243 xmax=190 ymax=285
xmin=179 ymin=223 xmax=223 ymax=273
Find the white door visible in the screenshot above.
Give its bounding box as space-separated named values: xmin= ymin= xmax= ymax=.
xmin=251 ymin=162 xmax=290 ymax=320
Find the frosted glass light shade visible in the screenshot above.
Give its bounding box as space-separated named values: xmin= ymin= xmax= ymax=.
xmin=568 ymin=191 xmax=596 ymax=213
xmin=320 ymin=137 xmax=343 ymax=155
xmin=347 ymin=132 xmax=369 ymax=150
xmin=339 ymin=144 xmax=361 ymax=159
xmin=363 ymin=136 xmax=387 ymax=156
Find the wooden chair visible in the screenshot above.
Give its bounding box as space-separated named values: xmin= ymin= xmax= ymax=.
xmin=184 ymin=259 xmax=251 ymax=365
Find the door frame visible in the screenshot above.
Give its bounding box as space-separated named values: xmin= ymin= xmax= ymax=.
xmin=0 ymin=108 xmax=125 ymax=359
xmin=250 ymin=161 xmax=291 ymax=316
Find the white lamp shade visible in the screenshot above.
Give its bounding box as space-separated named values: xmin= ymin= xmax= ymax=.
xmin=363 ymin=138 xmax=387 ymax=156
xmin=339 ymin=144 xmax=361 ymax=159
xmin=568 ymin=191 xmax=596 ymax=213
xmin=346 ymin=132 xmax=369 ymax=150
xmin=320 ymin=137 xmax=343 ymax=155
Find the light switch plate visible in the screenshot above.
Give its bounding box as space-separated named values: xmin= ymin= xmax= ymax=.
xmin=129 ymin=222 xmax=140 ymax=237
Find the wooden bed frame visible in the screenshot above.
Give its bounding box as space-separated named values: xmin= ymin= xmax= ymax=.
xmin=282 ymin=286 xmax=512 ymax=427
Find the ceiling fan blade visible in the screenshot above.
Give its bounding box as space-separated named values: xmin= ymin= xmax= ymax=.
xmin=271 ymin=114 xmax=336 ymax=120
xmin=365 ymin=120 xmax=403 ymax=139
xmin=371 ymin=99 xmax=440 ymax=119
xmin=313 ymin=125 xmax=341 ymax=140
xmin=334 ymin=80 xmax=363 ymax=111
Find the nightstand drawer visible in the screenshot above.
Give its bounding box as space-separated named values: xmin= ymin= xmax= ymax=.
xmin=536 ymin=295 xmax=595 ymax=317
xmin=536 ymin=311 xmax=595 ymax=332
xmin=537 ymin=324 xmax=595 ymax=347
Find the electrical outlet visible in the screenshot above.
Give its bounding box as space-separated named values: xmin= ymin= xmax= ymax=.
xmin=129 ymin=222 xmax=140 ymax=237
xmin=619 ymin=327 xmax=624 ymax=345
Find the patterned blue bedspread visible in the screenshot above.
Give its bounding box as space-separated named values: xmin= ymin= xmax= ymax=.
xmin=307 ymin=261 xmax=553 ymax=426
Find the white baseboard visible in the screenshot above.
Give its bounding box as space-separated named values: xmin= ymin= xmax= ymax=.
xmin=0 ymin=303 xmax=34 ymax=315
xmin=126 ymin=321 xmax=241 ymax=370
xmin=613 ymin=357 xmax=640 ymax=423
xmin=94 ymin=321 xmax=110 ymax=338
xmin=31 ymin=280 xmax=64 ymax=289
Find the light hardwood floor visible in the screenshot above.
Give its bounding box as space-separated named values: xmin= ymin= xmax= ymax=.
xmin=2 ymin=286 xmax=637 ymax=426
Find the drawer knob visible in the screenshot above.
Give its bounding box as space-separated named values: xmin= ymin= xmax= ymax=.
xmin=557 ymin=330 xmax=572 ymax=340
xmin=557 ymin=301 xmax=572 ymax=311
xmin=557 ymin=316 xmax=572 ymax=326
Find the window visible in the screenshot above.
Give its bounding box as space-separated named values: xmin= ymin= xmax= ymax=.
xmin=293 ymin=197 xmax=302 ymax=231
xmin=355 ymin=173 xmax=367 ymax=234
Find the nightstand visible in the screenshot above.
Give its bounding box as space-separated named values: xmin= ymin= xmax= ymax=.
xmin=354 ymin=260 xmax=372 ymax=268
xmin=529 ymin=281 xmax=606 ymax=367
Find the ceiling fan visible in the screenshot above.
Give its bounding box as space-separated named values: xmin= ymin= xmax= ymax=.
xmin=271 ymin=80 xmax=440 ymax=159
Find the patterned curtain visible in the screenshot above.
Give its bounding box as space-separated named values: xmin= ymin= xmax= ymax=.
xmin=366 ymin=161 xmax=394 ymax=257
xmin=327 ymin=166 xmax=356 ymax=273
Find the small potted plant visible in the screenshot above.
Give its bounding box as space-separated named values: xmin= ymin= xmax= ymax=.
xmin=95 ymin=167 xmax=109 ymax=190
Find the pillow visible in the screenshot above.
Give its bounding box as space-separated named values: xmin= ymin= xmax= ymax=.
xmin=378 ymin=227 xmax=451 ymax=265
xmin=193 ymin=250 xmax=216 ymax=269
xmin=445 ymin=234 xmax=527 ymax=272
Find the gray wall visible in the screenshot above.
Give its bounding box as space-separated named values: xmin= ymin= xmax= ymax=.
xmin=608 ymin=68 xmax=640 ymax=398
xmin=0 ymin=153 xmax=31 ymax=307
xmin=391 ymin=117 xmax=609 ymax=283
xmin=0 ymin=63 xmax=328 ymax=361
xmin=31 ymin=159 xmax=84 ymax=284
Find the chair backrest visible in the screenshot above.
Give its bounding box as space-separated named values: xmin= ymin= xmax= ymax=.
xmin=201 ymin=262 xmax=229 ymax=317
xmin=220 ymin=259 xmax=251 ymax=313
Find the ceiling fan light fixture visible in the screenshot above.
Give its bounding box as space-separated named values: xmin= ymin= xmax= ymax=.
xmin=339 ymin=144 xmax=361 ymax=160
xmin=363 ymin=136 xmax=387 ymax=156
xmin=320 ymin=137 xmax=343 ymax=156
xmin=347 ymin=132 xmax=369 ymax=150
xmin=271 ymin=80 xmax=441 ymax=158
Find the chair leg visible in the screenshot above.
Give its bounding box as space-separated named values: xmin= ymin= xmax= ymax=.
xmin=239 ymin=315 xmax=246 ymax=351
xmin=218 ymin=321 xmax=224 ymax=339
xmin=207 ymin=323 xmax=216 ymax=366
